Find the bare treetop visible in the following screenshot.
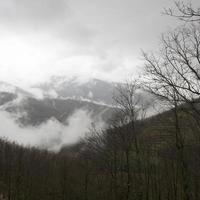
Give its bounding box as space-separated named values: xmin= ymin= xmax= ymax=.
xmin=164 ymin=1 xmax=200 ymax=22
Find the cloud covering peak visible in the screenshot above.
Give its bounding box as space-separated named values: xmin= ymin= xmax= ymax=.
xmin=0 ymin=0 xmax=199 ymax=87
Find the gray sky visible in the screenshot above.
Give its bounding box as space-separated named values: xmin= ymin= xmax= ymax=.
xmin=0 ymin=0 xmax=199 ymax=87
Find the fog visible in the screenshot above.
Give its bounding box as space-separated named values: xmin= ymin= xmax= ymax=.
xmin=0 ymin=109 xmax=99 ymax=152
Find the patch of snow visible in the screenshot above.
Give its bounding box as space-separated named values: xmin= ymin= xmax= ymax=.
xmin=45 ymin=90 xmax=58 ymax=98
xmin=60 ymin=96 xmax=114 ymax=108
xmin=28 ymin=88 xmax=44 ymax=99
xmin=0 ymin=82 xmax=16 ymax=93
xmin=0 ymin=94 xmax=25 ymax=110
xmin=88 ymin=91 xmax=93 ymax=99
xmin=0 ymin=94 xmax=28 ymax=121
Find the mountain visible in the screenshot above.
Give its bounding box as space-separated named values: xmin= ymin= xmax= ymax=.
xmin=5 ymin=96 xmax=114 ymax=126
xmin=33 ymin=76 xmax=117 ymax=105
xmin=0 ymin=77 xmax=156 ymax=128
xmin=0 ymin=81 xmax=114 ymax=127
xmin=0 ymin=81 xmax=33 ymax=97
xmin=0 ymin=86 xmax=198 ymax=200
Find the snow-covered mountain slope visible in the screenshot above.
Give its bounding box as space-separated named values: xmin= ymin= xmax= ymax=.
xmin=33 ymin=76 xmax=117 ymax=105
xmin=0 ymin=81 xmax=33 ymax=97
xmin=0 ymin=81 xmax=115 ymax=127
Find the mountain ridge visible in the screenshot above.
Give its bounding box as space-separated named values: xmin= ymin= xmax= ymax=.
xmin=0 ymin=79 xmax=115 ymax=127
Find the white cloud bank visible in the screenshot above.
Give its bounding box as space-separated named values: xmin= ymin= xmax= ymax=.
xmin=0 ymin=0 xmax=190 ymax=87
xmin=0 ymin=109 xmax=96 ymax=152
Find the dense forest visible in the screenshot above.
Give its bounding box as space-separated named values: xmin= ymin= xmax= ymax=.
xmin=1 ymin=1 xmax=200 ymax=200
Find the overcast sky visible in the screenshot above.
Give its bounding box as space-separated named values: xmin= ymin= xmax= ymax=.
xmin=0 ymin=0 xmax=199 ymax=87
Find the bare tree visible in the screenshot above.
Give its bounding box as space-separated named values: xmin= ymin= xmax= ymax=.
xmin=143 ymin=23 xmax=200 ymax=115
xmin=164 ymin=1 xmax=200 ymax=22
xmin=142 ymin=22 xmax=200 ymax=200
xmin=112 ymin=79 xmax=150 ymax=200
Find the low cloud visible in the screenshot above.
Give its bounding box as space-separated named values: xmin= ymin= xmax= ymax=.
xmin=0 ymin=109 xmax=98 ymax=152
